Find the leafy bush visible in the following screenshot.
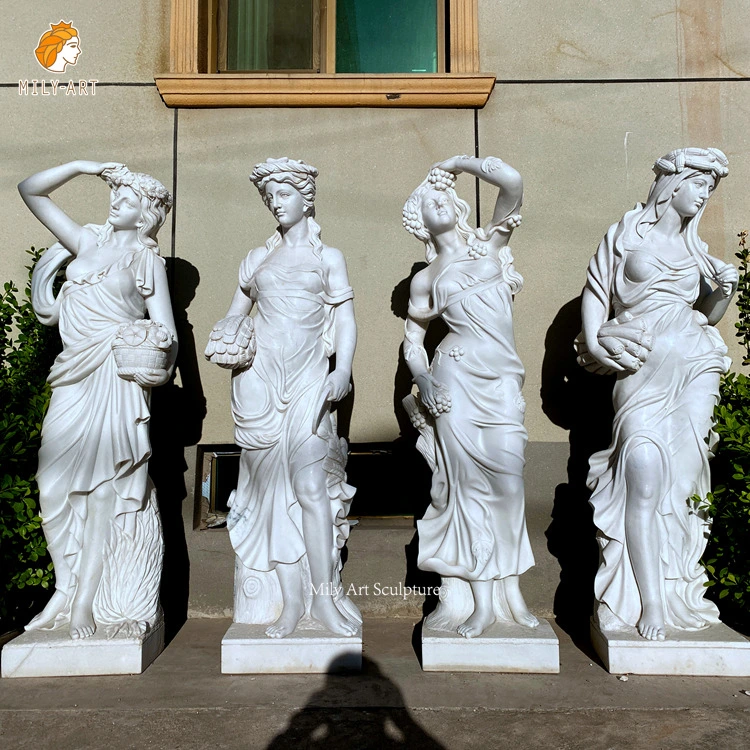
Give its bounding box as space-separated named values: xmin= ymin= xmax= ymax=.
xmin=0 ymin=248 xmax=61 ymax=630
xmin=701 ymin=231 xmax=750 ymax=625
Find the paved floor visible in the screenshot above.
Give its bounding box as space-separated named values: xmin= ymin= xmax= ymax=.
xmin=2 ymin=618 xmax=750 ymax=749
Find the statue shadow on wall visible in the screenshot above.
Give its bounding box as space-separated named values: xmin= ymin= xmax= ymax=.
xmin=266 ymin=654 xmax=445 ymax=749
xmin=149 ymin=257 xmax=206 ymax=643
xmin=392 ymin=263 xmax=445 ymax=621
xmin=540 ymin=295 xmax=614 ymax=652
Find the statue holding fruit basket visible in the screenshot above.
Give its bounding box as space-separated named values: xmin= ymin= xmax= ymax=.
xmin=18 ymin=160 xmax=176 ymax=641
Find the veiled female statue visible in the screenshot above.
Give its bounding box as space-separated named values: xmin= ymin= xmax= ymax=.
xmin=578 ymin=148 xmax=737 ymax=641
xmin=402 ymin=155 xmax=538 ymax=639
xmin=206 ymin=158 xmax=360 ymax=638
xmin=18 ymin=160 xmax=176 ymax=640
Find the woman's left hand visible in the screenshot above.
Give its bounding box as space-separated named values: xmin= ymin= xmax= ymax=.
xmin=325 ymin=370 xmax=352 ymax=402
xmin=132 ymin=369 xmax=171 ymax=388
xmin=715 ymin=263 xmax=739 ymax=298
xmin=431 ymin=156 xmax=468 ymax=175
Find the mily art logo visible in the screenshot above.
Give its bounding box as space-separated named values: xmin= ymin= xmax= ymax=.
xmin=19 ymin=20 xmax=98 ymax=97
xmin=36 ymin=20 xmax=81 ymax=72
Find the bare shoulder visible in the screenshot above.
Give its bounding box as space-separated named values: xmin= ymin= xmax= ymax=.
xmin=321 ymin=244 xmax=347 ymax=268
xmin=410 ymin=266 xmax=432 ymax=296
xmin=242 ymin=245 xmax=268 ymax=270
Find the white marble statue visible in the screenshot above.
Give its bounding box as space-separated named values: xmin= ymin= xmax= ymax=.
xmin=205 ymin=157 xmax=361 ymax=639
xmin=577 ymin=148 xmax=737 ymax=641
xmin=18 ymin=161 xmax=176 ymax=640
xmin=402 ymin=155 xmax=538 ymax=639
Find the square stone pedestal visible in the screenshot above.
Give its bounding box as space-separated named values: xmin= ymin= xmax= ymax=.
xmin=1 ymin=620 xmax=164 ymax=678
xmin=221 ymin=622 xmax=362 ymax=674
xmin=591 ymin=619 xmax=750 ymax=676
xmin=421 ymin=618 xmax=559 ymax=673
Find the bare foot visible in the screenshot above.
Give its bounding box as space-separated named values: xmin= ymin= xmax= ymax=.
xmin=265 ymin=599 xmax=304 ymax=639
xmin=25 ymin=591 xmax=68 ymax=631
xmin=69 ymin=608 xmax=96 ymax=640
xmin=310 ymin=597 xmax=358 ymax=636
xmin=505 ymin=577 xmax=540 ymax=628
xmin=637 ymin=603 xmax=666 ymax=641
xmin=457 ymin=608 xmax=495 ymax=638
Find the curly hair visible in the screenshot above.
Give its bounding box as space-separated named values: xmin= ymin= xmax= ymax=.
xmin=403 ymin=167 xmax=523 ymax=293
xmin=249 ymin=157 xmax=323 ymax=258
xmin=97 ymin=165 xmax=173 ymax=254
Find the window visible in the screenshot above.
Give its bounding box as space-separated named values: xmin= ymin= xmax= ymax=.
xmin=219 ymin=0 xmax=319 ymax=72
xmin=335 ymin=0 xmax=444 ymax=74
xmin=218 ymin=0 xmax=444 ymax=74
xmin=156 ymin=0 xmax=494 ymax=107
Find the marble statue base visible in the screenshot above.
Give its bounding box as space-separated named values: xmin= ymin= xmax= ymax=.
xmin=591 ymin=619 xmax=750 ymax=676
xmin=1 ymin=619 xmax=164 ymax=678
xmin=421 ymin=619 xmax=560 ymax=673
xmin=221 ymin=623 xmax=362 ymax=674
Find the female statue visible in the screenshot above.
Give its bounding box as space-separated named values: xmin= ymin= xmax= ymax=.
xmin=18 ymin=160 xmax=176 ymax=640
xmin=205 ymin=158 xmax=360 ymax=639
xmin=578 ymin=148 xmax=737 ymax=641
xmin=402 ymin=155 xmax=538 ymax=639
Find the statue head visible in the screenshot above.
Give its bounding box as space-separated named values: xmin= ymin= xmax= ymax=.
xmin=403 ymin=168 xmax=475 ymax=263
xmin=250 ymin=158 xmax=318 ymax=217
xmin=99 ymin=166 xmax=173 ymax=253
xmin=402 ymin=165 xmax=523 ymax=293
xmin=619 ymin=148 xmax=729 ymax=281
xmin=249 ymin=158 xmax=322 ymax=256
xmin=641 ymin=148 xmax=728 ymax=230
xmin=35 ymin=21 xmax=81 ymax=73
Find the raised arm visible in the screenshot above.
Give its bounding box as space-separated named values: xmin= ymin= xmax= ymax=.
xmin=323 ymin=246 xmax=357 ymax=402
xmin=433 ymin=155 xmax=523 ymax=244
xmin=18 ymin=160 xmax=119 ymax=254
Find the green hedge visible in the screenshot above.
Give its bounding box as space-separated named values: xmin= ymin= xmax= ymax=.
xmin=0 ymin=248 xmax=61 ymax=630
xmin=701 ymin=231 xmax=750 ymax=627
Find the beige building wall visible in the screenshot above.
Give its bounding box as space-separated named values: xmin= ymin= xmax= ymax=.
xmin=2 ymin=0 xmax=749 ymax=449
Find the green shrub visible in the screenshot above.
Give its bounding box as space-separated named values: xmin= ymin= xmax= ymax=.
xmin=701 ymin=231 xmax=750 ymax=625
xmin=0 ymin=248 xmax=61 ymax=630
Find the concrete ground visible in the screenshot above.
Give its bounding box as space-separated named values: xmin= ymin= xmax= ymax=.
xmin=3 ymin=446 xmax=749 ymax=748
xmin=2 ymin=617 xmax=750 ymax=749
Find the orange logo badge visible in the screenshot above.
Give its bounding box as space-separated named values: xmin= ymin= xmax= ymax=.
xmin=35 ymin=20 xmax=81 ymax=73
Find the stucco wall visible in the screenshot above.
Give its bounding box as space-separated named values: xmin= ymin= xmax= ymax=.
xmin=2 ymin=1 xmax=749 ymax=449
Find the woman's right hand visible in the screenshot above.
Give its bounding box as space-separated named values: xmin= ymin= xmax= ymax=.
xmin=75 ymin=160 xmax=122 ymax=176
xmin=414 ymin=372 xmax=452 ymax=417
xmin=577 ymin=341 xmax=628 ymax=375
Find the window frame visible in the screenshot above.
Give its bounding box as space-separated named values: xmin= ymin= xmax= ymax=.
xmin=155 ymin=0 xmax=495 ymax=107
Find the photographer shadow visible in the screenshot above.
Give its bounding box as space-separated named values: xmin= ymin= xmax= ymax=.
xmin=266 ymin=655 xmax=444 ymax=749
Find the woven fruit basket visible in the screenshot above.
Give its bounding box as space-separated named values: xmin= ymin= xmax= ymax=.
xmin=112 ymin=320 xmax=173 ymax=378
